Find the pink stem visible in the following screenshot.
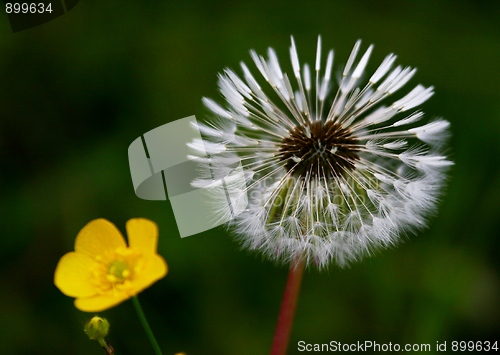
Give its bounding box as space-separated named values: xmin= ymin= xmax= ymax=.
xmin=270 ymin=257 xmax=306 ymax=355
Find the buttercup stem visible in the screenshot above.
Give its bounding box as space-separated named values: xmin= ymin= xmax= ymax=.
xmin=270 ymin=256 xmax=306 ymax=355
xmin=97 ymin=338 xmax=114 ymax=355
xmin=132 ymin=296 xmax=163 ymax=355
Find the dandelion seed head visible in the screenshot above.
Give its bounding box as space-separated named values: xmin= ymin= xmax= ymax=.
xmin=195 ymin=36 xmax=452 ymax=268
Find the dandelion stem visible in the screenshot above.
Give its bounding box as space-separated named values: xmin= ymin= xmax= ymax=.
xmin=132 ymin=296 xmax=163 ymax=355
xmin=270 ymin=257 xmax=305 ymax=355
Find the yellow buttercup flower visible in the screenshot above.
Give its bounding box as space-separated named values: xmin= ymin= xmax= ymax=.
xmin=54 ymin=218 xmax=167 ymax=312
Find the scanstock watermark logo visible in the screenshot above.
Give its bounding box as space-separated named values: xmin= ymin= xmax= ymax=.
xmin=128 ymin=116 xmax=248 ymax=238
xmin=4 ymin=0 xmax=79 ymax=32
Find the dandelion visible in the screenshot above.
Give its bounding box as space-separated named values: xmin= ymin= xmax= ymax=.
xmin=54 ymin=218 xmax=167 ymax=312
xmin=192 ymin=35 xmax=452 ymax=355
xmin=192 ymin=36 xmax=452 ymax=269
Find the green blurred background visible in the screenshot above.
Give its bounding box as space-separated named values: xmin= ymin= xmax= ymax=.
xmin=1 ymin=0 xmax=499 ymax=354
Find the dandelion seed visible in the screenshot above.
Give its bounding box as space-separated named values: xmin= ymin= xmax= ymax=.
xmin=195 ymin=36 xmax=452 ymax=268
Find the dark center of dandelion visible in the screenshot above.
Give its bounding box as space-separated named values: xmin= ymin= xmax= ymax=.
xmin=279 ymin=120 xmax=359 ymax=178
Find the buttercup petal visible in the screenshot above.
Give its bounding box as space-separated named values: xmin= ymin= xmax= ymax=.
xmin=126 ymin=218 xmax=159 ymax=255
xmin=75 ymin=219 xmax=127 ymax=258
xmin=75 ymin=293 xmax=130 ymax=312
xmin=132 ymin=254 xmax=168 ymax=292
xmin=54 ymin=252 xmax=97 ymax=298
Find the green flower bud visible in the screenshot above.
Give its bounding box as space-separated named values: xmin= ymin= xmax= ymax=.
xmin=84 ymin=316 xmax=110 ymax=340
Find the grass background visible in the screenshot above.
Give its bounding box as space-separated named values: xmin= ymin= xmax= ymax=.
xmin=0 ymin=0 xmax=499 ymax=354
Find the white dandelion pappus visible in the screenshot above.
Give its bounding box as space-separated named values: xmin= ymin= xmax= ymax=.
xmin=191 ymin=36 xmax=453 ymax=268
